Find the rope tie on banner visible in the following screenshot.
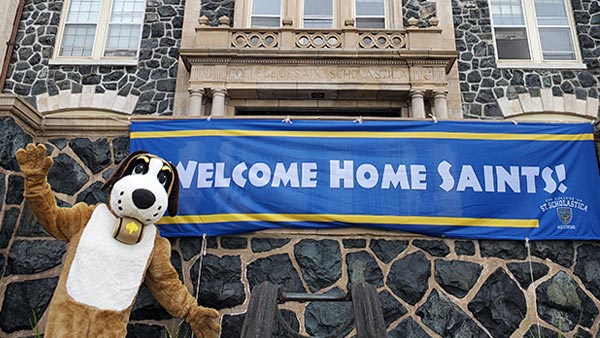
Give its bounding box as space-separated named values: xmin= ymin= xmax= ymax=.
xmin=511 ymin=119 xmax=518 ymax=126
xmin=207 ymin=114 xmax=213 ymax=122
xmin=189 ymin=233 xmax=208 ymax=338
xmin=353 ymin=116 xmax=363 ymax=124
xmin=525 ymin=237 xmax=542 ymax=338
xmin=428 ymin=114 xmax=438 ymax=123
xmin=282 ymin=115 xmax=293 ymax=124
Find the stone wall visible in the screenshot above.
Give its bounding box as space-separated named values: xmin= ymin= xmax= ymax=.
xmin=2 ymin=115 xmax=600 ymax=337
xmin=1 ymin=0 xmax=185 ymax=115
xmin=452 ymin=0 xmax=600 ymax=118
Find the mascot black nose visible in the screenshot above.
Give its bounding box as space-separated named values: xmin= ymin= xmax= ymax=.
xmin=132 ymin=189 xmax=156 ymax=209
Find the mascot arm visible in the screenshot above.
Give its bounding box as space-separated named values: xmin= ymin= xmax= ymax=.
xmin=17 ymin=143 xmax=94 ymax=241
xmin=146 ymin=237 xmax=221 ymax=338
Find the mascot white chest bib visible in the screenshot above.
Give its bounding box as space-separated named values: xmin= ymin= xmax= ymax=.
xmin=66 ymin=204 xmax=156 ymax=311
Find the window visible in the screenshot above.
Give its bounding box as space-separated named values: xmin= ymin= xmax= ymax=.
xmin=490 ymin=0 xmax=581 ymax=67
xmin=355 ymin=0 xmax=385 ymax=28
xmin=251 ymin=0 xmax=281 ymax=27
xmin=303 ymin=0 xmax=333 ymax=28
xmin=55 ymin=0 xmax=145 ymax=63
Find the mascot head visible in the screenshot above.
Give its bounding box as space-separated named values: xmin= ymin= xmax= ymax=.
xmin=103 ymin=151 xmax=179 ymax=226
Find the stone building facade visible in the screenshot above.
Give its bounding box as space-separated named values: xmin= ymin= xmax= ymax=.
xmin=1 ymin=0 xmax=600 ymax=337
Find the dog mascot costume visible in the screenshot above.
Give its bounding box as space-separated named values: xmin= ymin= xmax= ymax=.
xmin=16 ymin=143 xmax=220 ymax=338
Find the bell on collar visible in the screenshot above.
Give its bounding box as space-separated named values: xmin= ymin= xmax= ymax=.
xmin=112 ymin=217 xmax=144 ymax=244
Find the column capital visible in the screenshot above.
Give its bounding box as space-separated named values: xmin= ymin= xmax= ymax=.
xmin=212 ymin=88 xmax=228 ymax=96
xmin=410 ymin=89 xmax=425 ymax=98
xmin=432 ymin=90 xmax=448 ymax=98
xmin=188 ymin=87 xmax=205 ymax=95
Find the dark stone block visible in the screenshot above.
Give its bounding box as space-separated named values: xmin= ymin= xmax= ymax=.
xmin=484 ymin=103 xmax=502 ymax=117
xmin=468 ymin=268 xmax=526 ymax=337
xmin=574 ymin=243 xmax=600 ymax=301
xmin=135 ymin=101 xmax=158 ymax=114
xmin=247 ymin=254 xmax=305 ymax=292
xmin=274 ymin=309 xmax=300 ymax=338
xmin=222 ymin=313 xmax=245 ymax=338
xmin=342 ymin=239 xmax=366 ymax=248
xmin=417 ymin=289 xmax=488 ymax=338
xmin=379 ymin=290 xmax=407 ymax=327
xmin=304 ymin=289 xmax=353 ymax=337
xmin=561 ymin=81 xmax=575 ymax=94
xmin=346 ymin=251 xmax=383 ymax=288
xmin=0 ymin=207 xmax=19 ymax=248
xmin=76 ymin=181 xmax=108 ymax=205
xmin=104 ymin=70 xmax=125 ymax=82
xmin=480 ymin=240 xmax=526 ymax=259
xmin=17 ymin=202 xmax=47 ymax=237
xmin=157 ymin=79 xmax=176 ymax=91
xmin=191 ymin=254 xmax=246 ymax=309
xmin=0 ymin=277 xmax=58 ymax=333
xmin=413 ymin=239 xmax=450 ymax=257
xmin=179 ymin=236 xmax=216 ymax=260
xmin=435 ymin=260 xmax=482 ymax=298
xmin=221 ymin=236 xmax=247 ymax=249
xmin=5 ymin=239 xmax=66 ymax=276
xmin=0 ymin=172 xmax=4 ymax=211
xmin=6 ymin=175 xmax=24 ymax=205
xmin=507 ymin=262 xmax=549 ymax=289
xmin=251 ymin=237 xmax=290 ymax=252
xmin=475 ymin=89 xmax=495 ymax=104
xmin=531 ymin=241 xmax=573 ymax=267
xmin=455 ymin=240 xmax=475 ymax=255
xmin=294 ymin=239 xmax=342 ymax=292
xmin=112 ymin=137 xmax=130 ymax=164
xmin=525 ymin=74 xmax=541 ymax=87
xmin=522 ymin=325 xmax=559 ymax=338
xmin=130 ymin=283 xmax=172 ymax=320
xmin=47 ymin=153 xmax=89 ymax=195
xmin=31 ymin=80 xmax=47 ymax=95
xmin=578 ymin=71 xmax=597 ymax=88
xmin=158 ymin=5 xmax=177 ymax=16
xmin=369 ymin=239 xmax=408 ymax=263
xmin=388 ymin=317 xmax=432 ymax=338
xmin=576 ymin=328 xmax=593 ymax=338
xmin=0 ymin=117 xmax=33 ymax=171
xmin=388 ymin=251 xmax=430 ymax=305
xmin=536 ymin=271 xmax=598 ymax=330
xmin=125 ymin=324 xmax=165 ymax=338
xmin=82 ymin=73 xmax=101 ymax=85
xmin=467 ymin=71 xmax=482 ymax=83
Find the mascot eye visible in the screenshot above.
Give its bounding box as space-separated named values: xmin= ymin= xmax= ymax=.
xmin=133 ymin=163 xmax=147 ymax=175
xmin=158 ymin=171 xmax=170 ymax=187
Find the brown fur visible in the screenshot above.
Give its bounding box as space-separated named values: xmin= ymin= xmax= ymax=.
xmin=17 ymin=144 xmax=220 ymax=338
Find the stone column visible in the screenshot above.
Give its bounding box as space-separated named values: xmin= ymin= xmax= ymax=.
xmin=188 ymin=87 xmax=204 ymax=116
xmin=211 ymin=88 xmax=227 ymax=117
xmin=410 ymin=90 xmax=426 ymax=118
xmin=433 ymin=90 xmax=448 ymax=118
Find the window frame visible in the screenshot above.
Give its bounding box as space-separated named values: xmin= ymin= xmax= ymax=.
xmin=235 ymin=0 xmax=400 ymax=30
xmin=489 ymin=0 xmax=585 ymax=69
xmin=51 ymin=0 xmax=144 ymax=65
xmin=354 ymin=0 xmax=387 ymax=29
xmin=250 ymin=0 xmax=283 ymax=28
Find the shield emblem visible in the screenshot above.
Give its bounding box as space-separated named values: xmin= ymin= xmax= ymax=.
xmin=557 ymin=207 xmax=572 ymax=225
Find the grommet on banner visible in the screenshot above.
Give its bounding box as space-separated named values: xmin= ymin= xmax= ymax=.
xmin=511 ymin=119 xmax=518 ymax=125
xmin=353 ymin=116 xmax=363 ymax=124
xmin=590 ymin=118 xmax=597 ymax=125
xmin=428 ymin=114 xmax=438 ymax=123
xmin=282 ymin=115 xmax=293 ymax=124
xmin=207 ymin=114 xmax=213 ymax=122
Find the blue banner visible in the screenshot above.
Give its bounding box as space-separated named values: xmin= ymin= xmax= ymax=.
xmin=130 ymin=119 xmax=600 ymax=240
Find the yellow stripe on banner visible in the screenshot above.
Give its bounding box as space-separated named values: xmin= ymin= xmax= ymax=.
xmin=130 ymin=129 xmax=593 ymax=141
xmin=158 ymin=213 xmax=539 ymax=228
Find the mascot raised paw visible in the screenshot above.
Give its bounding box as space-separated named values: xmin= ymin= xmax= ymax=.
xmin=16 ymin=143 xmax=221 ymax=338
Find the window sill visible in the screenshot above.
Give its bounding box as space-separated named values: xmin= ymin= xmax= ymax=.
xmin=496 ymin=62 xmax=587 ymax=70
xmin=48 ymin=58 xmax=139 ymax=66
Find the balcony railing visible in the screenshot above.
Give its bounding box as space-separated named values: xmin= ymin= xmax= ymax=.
xmin=192 ymin=16 xmax=444 ymax=53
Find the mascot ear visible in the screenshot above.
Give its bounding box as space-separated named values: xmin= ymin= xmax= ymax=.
xmin=167 ymin=162 xmax=180 ymax=216
xmin=102 ymin=150 xmax=149 ymax=192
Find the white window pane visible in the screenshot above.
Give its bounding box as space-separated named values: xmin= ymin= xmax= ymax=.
xmin=539 ymin=27 xmax=575 ymax=60
xmin=356 ymin=0 xmax=384 ymax=16
xmin=303 ymin=18 xmax=333 ymax=28
xmin=110 ymin=0 xmax=145 ymax=24
xmin=60 ymin=24 xmax=96 ymax=56
xmin=494 ymin=27 xmax=531 ymax=59
xmin=534 ymin=0 xmax=568 ymax=25
xmin=67 ymin=0 xmax=101 ymax=23
xmin=252 ymin=0 xmax=280 ymax=16
xmin=490 ymin=0 xmax=525 ymax=25
xmin=304 ymin=0 xmax=332 ymax=16
xmin=251 ymin=16 xmax=280 ymax=27
xmin=105 ymin=24 xmax=141 ymax=57
xmin=356 ymin=17 xmax=385 ymax=28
